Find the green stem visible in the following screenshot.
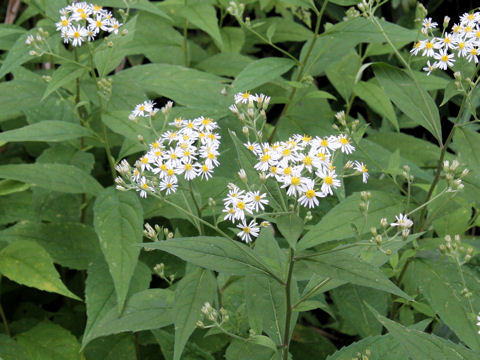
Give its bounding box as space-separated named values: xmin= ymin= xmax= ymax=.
xmin=268 ymin=0 xmax=329 ymax=142
xmin=292 ymin=277 xmax=331 ymax=310
xmin=282 ymin=249 xmax=295 ymax=360
xmin=0 ymin=302 xmax=10 ymax=337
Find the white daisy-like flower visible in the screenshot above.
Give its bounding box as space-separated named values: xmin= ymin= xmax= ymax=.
xmin=337 ymin=134 xmax=355 ymax=154
xmin=423 ymin=60 xmax=435 ymax=75
xmin=422 ymin=40 xmax=439 ymax=57
xmin=197 ymin=162 xmax=214 ymax=180
xmin=56 ymin=16 xmax=71 ymax=32
xmin=67 ymin=25 xmax=88 ymax=47
xmin=422 ymin=17 xmax=438 ymax=31
xmin=234 ymin=91 xmax=255 ymax=104
xmin=410 ymin=40 xmax=425 ymax=56
xmin=107 ymin=18 xmax=122 ymax=34
xmin=434 ymin=49 xmax=455 ymax=70
xmin=298 ymin=179 xmax=324 ymax=208
xmin=316 ymin=168 xmax=341 ymax=195
xmin=236 ymin=219 xmax=260 ymax=243
xmin=159 ymin=177 xmax=178 ymax=195
xmin=390 ymin=213 xmax=413 ymax=228
xmin=137 ymin=176 xmax=152 ymax=198
xmin=245 ymin=191 xmax=269 ymax=212
xmin=354 ymin=161 xmax=369 ymax=183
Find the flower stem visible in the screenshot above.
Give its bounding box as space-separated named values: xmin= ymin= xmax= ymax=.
xmin=282 ymin=249 xmax=295 ymax=360
xmin=268 ymin=0 xmax=329 ymax=142
xmin=292 ymin=277 xmax=331 ymax=310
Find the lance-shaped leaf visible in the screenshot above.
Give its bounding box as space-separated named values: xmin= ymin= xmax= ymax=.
xmin=233 ymin=57 xmax=295 ymax=91
xmin=173 ymin=268 xmax=216 ymax=360
xmin=144 ymin=237 xmax=281 ymax=280
xmin=0 ymin=163 xmax=102 ymax=196
xmin=0 ymin=240 xmax=80 ymax=300
xmin=302 ymin=252 xmax=411 ymax=300
xmin=374 ymin=63 xmax=442 ymax=143
xmin=367 ymin=304 xmax=478 ymax=360
xmin=94 ymin=187 xmax=143 ymax=313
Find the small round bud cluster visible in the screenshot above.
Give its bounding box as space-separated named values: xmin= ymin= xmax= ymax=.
xmin=226 ymin=1 xmax=245 ymax=18
xmin=443 ymin=160 xmax=467 ymax=192
xmin=153 ymin=263 xmax=175 ymax=285
xmin=197 ymin=302 xmax=229 ymax=329
xmin=402 ymin=165 xmax=414 ymax=182
xmin=97 ymin=77 xmax=113 ymax=100
xmin=353 ymin=349 xmax=371 ymax=360
xmin=25 ymin=28 xmax=50 ymax=57
xmin=344 ymin=6 xmax=360 ymax=20
xmin=440 ymin=234 xmax=473 ymax=266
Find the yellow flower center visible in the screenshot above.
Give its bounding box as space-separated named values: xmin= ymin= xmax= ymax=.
xmin=321 ymin=139 xmax=328 ymax=147
xmin=80 ymin=12 xmax=87 ymax=19
xmin=73 ymin=31 xmax=80 ymax=38
xmin=154 ymin=150 xmax=162 ymax=157
xmin=141 ymin=157 xmax=148 ymax=164
xmin=96 ymin=20 xmax=102 ymax=27
xmin=139 ymin=105 xmax=145 ymax=111
xmin=254 ymin=195 xmax=261 ymax=201
xmin=202 ymin=118 xmax=212 ymax=125
xmin=208 ymin=153 xmax=215 ymax=159
xmin=425 ymin=42 xmax=434 ymax=49
xmin=444 ymin=37 xmax=451 ymax=43
xmin=202 ymin=165 xmax=208 ymax=172
xmin=142 ymin=183 xmax=148 ymax=190
xmin=339 ymin=137 xmax=349 ymax=145
xmin=282 ymin=148 xmax=291 ymax=157
xmin=237 ymin=201 xmax=245 ymax=210
xmin=324 ymin=176 xmax=333 ymax=185
xmin=167 ymin=169 xmax=175 ymax=176
xmin=316 ymin=152 xmax=326 ymax=160
xmin=305 ymin=189 xmax=315 ymax=198
xmin=291 ymin=177 xmax=301 ymax=186
xmin=302 ymin=135 xmax=312 ymax=142
xmin=261 ymin=154 xmax=270 ymax=163
xmin=152 ymin=142 xmax=160 ymax=149
xmin=242 ymin=92 xmax=250 ymax=99
xmin=459 ymin=42 xmax=465 ymax=49
xmin=243 ymin=227 xmax=250 ymax=233
xmin=270 ymin=166 xmax=277 ymax=174
xmin=61 ymin=19 xmax=68 ymax=26
xmin=303 ymin=156 xmax=312 ymax=165
xmin=185 ymin=163 xmax=192 ymax=171
xmin=471 ymin=49 xmax=478 ymax=56
xmin=248 ymin=145 xmax=254 ymax=151
xmin=283 ymin=167 xmax=292 ymax=175
xmin=362 ymin=165 xmax=368 ymax=173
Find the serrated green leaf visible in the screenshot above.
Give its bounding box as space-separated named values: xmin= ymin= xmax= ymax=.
xmin=93 ymin=187 xmax=143 ymax=313
xmin=173 ymin=268 xmax=216 ymax=360
xmin=0 ymin=163 xmax=102 ymax=195
xmin=144 ymin=237 xmax=279 ymax=279
xmin=298 ymin=191 xmax=404 ymax=250
xmin=83 ymin=334 xmax=136 ymax=360
xmin=233 ymin=57 xmax=295 ymax=92
xmin=254 ymin=227 xmax=287 ymax=277
xmin=85 ymin=289 xmax=174 ymax=342
xmin=367 ymin=304 xmax=478 ymax=360
xmin=326 ymin=51 xmax=361 ymax=101
xmin=0 ymin=334 xmax=29 ymax=360
xmin=0 ymin=240 xmax=80 ymax=300
xmin=410 ymin=260 xmax=480 ymax=352
xmin=302 ymin=252 xmax=411 ymax=300
xmin=225 ymin=339 xmax=276 ymax=360
xmin=374 ymin=63 xmax=442 ymax=143
xmin=304 ymin=90 xmax=337 ymax=100
xmin=82 ymin=257 xmax=151 ymax=348
xmin=152 ymin=329 xmax=215 ymax=360
xmin=16 ymin=322 xmax=82 ymax=360
xmin=0 ymin=221 xmax=101 ymax=270
xmin=0 ymin=120 xmax=95 ymax=143
xmin=182 ymin=4 xmax=223 ymax=49
xmin=275 ymin=214 xmax=304 ymax=249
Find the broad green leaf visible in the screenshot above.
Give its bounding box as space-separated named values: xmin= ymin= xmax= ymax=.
xmin=0 ymin=221 xmax=100 ymax=270
xmin=93 ymin=187 xmax=143 ymax=313
xmin=0 ymin=120 xmax=94 ymax=143
xmin=114 ymin=64 xmax=229 ymax=113
xmin=152 ymin=329 xmax=215 ymax=360
xmin=225 ymin=339 xmax=276 ymax=360
xmin=302 ymin=252 xmax=411 ymax=299
xmin=233 ymin=57 xmax=295 ymax=92
xmin=0 ymin=163 xmax=102 ymax=195
xmin=83 ymin=335 xmax=136 ymax=360
xmin=102 ymin=111 xmax=154 ymax=144
xmin=304 ymin=90 xmax=337 ymax=100
xmin=0 ymin=240 xmax=80 ymax=300
xmin=16 ymin=322 xmax=82 ymax=360
xmin=304 ymin=18 xmax=417 ymax=76
xmin=0 ymin=334 xmax=29 ymax=360
xmin=0 ymin=192 xmax=36 ymax=225
xmin=173 ymin=268 xmax=216 ymax=360
xmin=329 ymin=0 xmax=359 ymax=4
xmin=82 ymin=258 xmax=151 ymax=348
xmin=298 ymin=191 xmax=404 ymax=250
xmin=245 ymin=274 xmax=290 ymax=345
xmin=330 ymin=284 xmax=388 ymax=337
xmin=368 ymin=305 xmax=479 ymax=360
xmin=42 ymin=63 xmax=88 ymax=100
xmin=374 ymin=63 xmax=442 ymax=143
xmin=0 ymin=180 xmax=30 ymax=196
xmin=94 ymin=16 xmax=137 ymax=77
xmin=254 ymin=227 xmax=287 ymax=277
xmin=0 ymin=24 xmax=26 ymax=50
xmin=275 ymin=214 xmax=304 ymax=249
xmin=85 ymin=289 xmax=174 ymax=342
xmin=144 ymin=237 xmax=279 ymax=279
xmin=0 ymin=78 xmax=47 ymax=121
xmin=182 ymin=4 xmax=223 ymax=49
xmin=196 ymin=52 xmax=254 ymax=77
xmin=326 ymin=334 xmax=407 ymax=360
xmin=0 ymin=32 xmax=38 ymax=78
xmin=250 ymin=17 xmax=313 ymax=43
xmin=354 ymin=80 xmax=398 ymax=130
xmin=280 ymin=0 xmax=315 ymax=8
xmin=409 ymin=260 xmax=480 ymax=352
xmin=326 ymin=51 xmax=361 ymax=101
xmin=221 ymin=27 xmax=245 ymax=53
xmin=290 ymin=325 xmax=337 ymax=359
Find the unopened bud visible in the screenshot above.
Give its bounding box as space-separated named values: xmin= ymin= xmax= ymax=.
xmin=121 ymin=29 xmax=128 ymax=36
xmin=108 ymin=41 xmax=114 ymax=47
xmin=360 ymin=191 xmax=371 ymax=201
xmin=450 ymin=160 xmax=459 ymax=171
xmin=238 ymin=168 xmax=247 ymax=181
xmin=242 ymin=126 xmax=249 ymax=135
xmin=461 ymin=168 xmax=469 ymax=178
xmin=380 ymin=218 xmax=388 ymax=228
xmin=375 ymin=234 xmax=382 ymax=245
xmin=454 ymin=71 xmax=462 ymax=80
xmin=137 ymin=134 xmax=144 ymax=142
xmin=370 ymin=227 xmax=377 ymax=236
xmin=443 ymin=16 xmax=450 ymax=27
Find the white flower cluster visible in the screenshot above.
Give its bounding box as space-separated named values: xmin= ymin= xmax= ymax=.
xmin=124 ymin=116 xmax=221 ymax=198
xmin=229 ymin=91 xmax=271 ymax=113
xmin=246 ymin=134 xmax=367 ymax=208
xmin=411 ymin=12 xmax=480 ymax=75
xmin=390 ymin=213 xmax=413 ymax=238
xmin=222 ymin=183 xmax=269 ymax=243
xmin=55 ymin=2 xmax=122 ymax=47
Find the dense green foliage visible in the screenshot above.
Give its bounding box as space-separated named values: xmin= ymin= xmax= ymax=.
xmin=0 ymin=0 xmax=479 ymax=359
